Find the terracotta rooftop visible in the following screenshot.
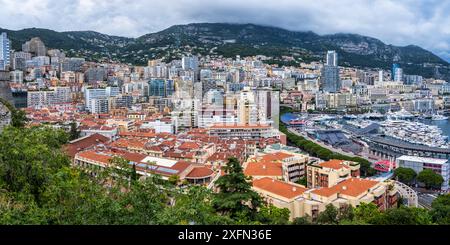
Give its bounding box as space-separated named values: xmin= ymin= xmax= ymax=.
xmin=64 ymin=133 xmax=110 ymax=158
xmin=244 ymin=161 xmax=282 ymax=177
xmin=178 ymin=141 xmax=201 ymax=150
xmin=118 ymin=131 xmax=157 ymax=138
xmin=260 ymin=152 xmax=294 ymax=162
xmin=207 ymin=152 xmax=234 ymax=162
xmin=186 ymin=166 xmax=214 ymax=179
xmin=318 ymin=160 xmax=350 ymax=170
xmin=253 ymin=177 xmax=307 ymax=199
xmin=311 ymin=178 xmax=379 ymax=198
xmin=109 ymin=138 xmax=146 ymax=149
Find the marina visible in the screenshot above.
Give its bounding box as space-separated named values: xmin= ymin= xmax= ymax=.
xmin=281 ymin=111 xmax=450 ymax=161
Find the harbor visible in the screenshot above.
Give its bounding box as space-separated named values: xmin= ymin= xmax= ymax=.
xmin=281 ymin=111 xmax=450 ymax=161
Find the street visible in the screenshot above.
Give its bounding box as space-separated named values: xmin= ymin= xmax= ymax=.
xmin=417 ymin=192 xmax=437 ymax=210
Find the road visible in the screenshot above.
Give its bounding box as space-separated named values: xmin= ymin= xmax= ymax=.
xmin=417 ymin=192 xmax=437 ymax=210
xmin=287 ymin=127 xmax=374 ymax=162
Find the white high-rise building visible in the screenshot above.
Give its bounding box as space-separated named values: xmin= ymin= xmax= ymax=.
xmin=326 ymin=50 xmax=338 ymax=67
xmin=256 ymin=88 xmax=280 ymax=129
xmin=394 ymin=68 xmax=404 ymax=82
xmin=27 ymin=87 xmax=72 ymax=108
xmin=238 ymin=87 xmax=258 ymax=125
xmin=84 ymin=88 xmax=107 ymax=112
xmin=182 ymin=56 xmax=199 ymax=71
xmin=0 ymin=32 xmax=10 ymax=70
xmin=378 ymin=70 xmax=383 ymax=84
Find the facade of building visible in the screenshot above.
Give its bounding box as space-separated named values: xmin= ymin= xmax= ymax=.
xmin=182 ymin=55 xmax=199 ymax=71
xmin=74 ymin=150 xmax=215 ymax=184
xmin=244 ymin=151 xmax=309 ymax=183
xmin=27 ymin=87 xmax=72 ymax=108
xmin=396 ymin=155 xmax=449 ymax=191
xmin=11 ymin=51 xmax=32 ymax=71
xmin=0 ymin=32 xmax=10 ymax=70
xmin=208 ymin=124 xmax=285 ymax=144
xmin=22 ymin=37 xmax=47 ymax=57
xmin=307 ymin=160 xmax=361 ymax=188
xmin=149 ymin=79 xmax=175 ymax=97
xmin=326 ymin=51 xmax=338 ymax=66
xmin=84 ymin=88 xmax=112 ymax=113
xmin=320 ymin=65 xmax=340 ymax=92
xmin=10 ymin=70 xmax=23 ymax=83
xmin=253 ymin=176 xmax=398 ymax=221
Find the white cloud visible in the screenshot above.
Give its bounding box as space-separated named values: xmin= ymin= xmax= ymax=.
xmin=0 ymin=0 xmax=449 ymax=60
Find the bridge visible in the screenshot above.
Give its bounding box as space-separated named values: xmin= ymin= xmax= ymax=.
xmin=394 ymin=181 xmax=418 ymax=208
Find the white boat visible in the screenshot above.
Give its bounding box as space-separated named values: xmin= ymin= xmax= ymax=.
xmin=432 ymin=114 xmax=449 ymax=121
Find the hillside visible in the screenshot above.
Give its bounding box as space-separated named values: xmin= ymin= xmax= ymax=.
xmin=1 ymin=23 xmax=449 ymax=79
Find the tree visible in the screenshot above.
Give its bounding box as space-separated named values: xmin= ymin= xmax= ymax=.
xmin=168 ymin=175 xmax=180 ymax=186
xmin=430 ymin=194 xmax=450 ymax=225
xmin=417 ymin=169 xmax=444 ymax=189
xmin=109 ymin=156 xmax=135 ymax=186
xmin=0 ymin=98 xmax=28 ymax=128
xmin=292 ymin=216 xmax=312 ymax=225
xmin=297 ymin=177 xmax=307 ymax=186
xmin=316 ymin=204 xmax=338 ymax=224
xmin=394 ymin=167 xmax=417 ymax=185
xmin=69 ymin=121 xmax=80 ymax=141
xmin=359 ymin=161 xmax=376 ymax=177
xmin=353 ymin=203 xmax=382 ymax=224
xmin=11 ymin=109 xmax=28 ymax=128
xmin=0 ymin=126 xmax=70 ymax=203
xmin=337 ymin=204 xmax=355 ymax=222
xmin=118 ymin=178 xmax=169 ymax=225
xmin=374 ymin=206 xmax=433 ymax=225
xmin=212 ymin=157 xmax=262 ymax=221
xmin=258 ymin=205 xmax=290 ymax=225
xmin=157 ymin=186 xmax=230 ymax=225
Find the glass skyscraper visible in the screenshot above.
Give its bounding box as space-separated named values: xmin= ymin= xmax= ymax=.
xmin=320 ymin=51 xmax=341 ymax=92
xmin=149 ymin=79 xmax=174 ymax=97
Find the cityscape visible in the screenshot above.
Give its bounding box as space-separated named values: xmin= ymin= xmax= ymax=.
xmin=0 ymin=0 xmax=449 ymax=231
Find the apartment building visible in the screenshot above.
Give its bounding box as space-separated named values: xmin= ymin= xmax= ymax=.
xmin=396 ymin=155 xmax=449 ymax=191
xmin=253 ymin=176 xmax=398 ymax=221
xmin=253 ymin=177 xmax=307 ymax=220
xmin=307 ymin=159 xmax=361 ymax=188
xmin=207 ymin=123 xmax=286 ymax=144
xmin=244 ymin=151 xmax=309 ymax=182
xmin=27 ymin=87 xmax=72 ymax=108
xmin=74 ymin=150 xmax=216 ymax=184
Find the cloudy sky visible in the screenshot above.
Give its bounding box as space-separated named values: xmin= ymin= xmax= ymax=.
xmin=1 ymin=0 xmax=449 ymax=61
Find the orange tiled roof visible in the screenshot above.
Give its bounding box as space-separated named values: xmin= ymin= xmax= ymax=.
xmin=186 ymin=166 xmax=214 ymax=179
xmin=260 ymin=152 xmax=294 ymax=162
xmin=253 ymin=177 xmax=307 ymax=199
xmin=311 ymin=178 xmax=379 ymax=197
xmin=77 ymin=150 xmax=112 ymax=164
xmin=244 ymin=161 xmax=282 ymax=177
xmin=64 ymin=133 xmax=110 ymax=158
xmin=319 ymin=159 xmax=350 ymax=170
xmin=178 ymin=141 xmax=201 ymax=150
